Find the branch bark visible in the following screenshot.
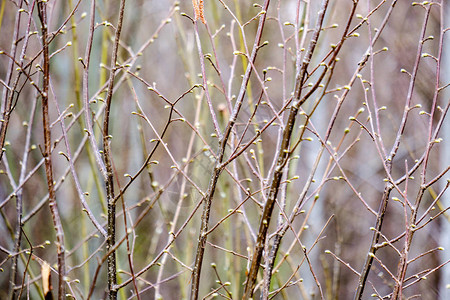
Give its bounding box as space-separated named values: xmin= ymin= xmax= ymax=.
xmin=241 ymin=1 xmax=330 ymax=298
xmin=37 ymin=2 xmax=66 ymax=299
xmin=189 ymin=1 xmax=271 ymax=298
xmin=102 ymin=0 xmax=127 ymax=298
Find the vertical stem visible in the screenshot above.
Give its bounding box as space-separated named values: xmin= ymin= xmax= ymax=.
xmin=8 ymin=2 xmax=38 ymax=297
xmin=392 ymin=3 xmax=443 ymax=298
xmin=6 ymin=11 xmax=22 ymax=287
xmin=37 ymin=1 xmax=66 ymax=299
xmin=189 ymin=1 xmax=271 ymax=298
xmin=103 ymin=0 xmax=127 ymax=298
xmin=355 ymin=3 xmax=429 ymax=298
xmin=242 ymin=1 xmax=329 ymax=298
xmin=354 ymin=186 xmax=392 ymax=299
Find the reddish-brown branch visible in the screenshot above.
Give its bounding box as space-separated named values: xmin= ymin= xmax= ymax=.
xmin=37 ymin=1 xmax=66 ymax=299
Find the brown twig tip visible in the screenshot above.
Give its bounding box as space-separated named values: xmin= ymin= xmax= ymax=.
xmin=192 ymin=0 xmax=206 ymax=24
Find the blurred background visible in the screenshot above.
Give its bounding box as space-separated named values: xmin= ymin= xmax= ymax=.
xmin=0 ymin=0 xmax=448 ymax=299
